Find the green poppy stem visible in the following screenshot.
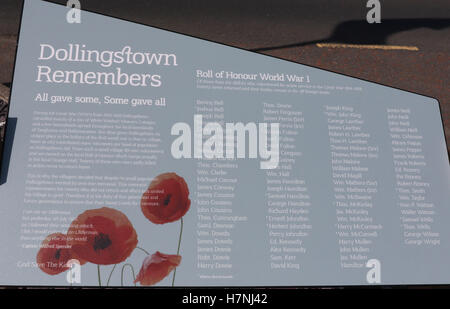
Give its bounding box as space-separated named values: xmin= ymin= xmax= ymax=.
xmin=121 ymin=263 xmax=136 ymax=287
xmin=172 ymin=217 xmax=184 ymax=287
xmin=136 ymin=246 xmax=150 ymax=255
xmin=97 ymin=265 xmax=102 ymax=287
xmin=68 ymin=267 xmax=73 ymax=287
xmin=106 ymin=264 xmax=117 ymax=286
xmin=105 ymin=246 xmax=147 ymax=286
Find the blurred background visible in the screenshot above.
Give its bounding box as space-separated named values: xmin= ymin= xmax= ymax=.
xmin=0 ymin=0 xmax=449 ymax=154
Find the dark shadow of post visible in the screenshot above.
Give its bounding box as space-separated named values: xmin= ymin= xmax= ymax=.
xmin=0 ymin=118 xmax=17 ymax=186
xmin=251 ymin=18 xmax=449 ymax=52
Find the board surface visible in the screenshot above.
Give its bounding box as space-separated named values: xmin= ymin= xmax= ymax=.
xmin=0 ymin=0 xmax=449 ymax=286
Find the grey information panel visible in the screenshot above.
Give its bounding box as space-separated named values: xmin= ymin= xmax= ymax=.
xmin=0 ymin=0 xmax=449 ymax=286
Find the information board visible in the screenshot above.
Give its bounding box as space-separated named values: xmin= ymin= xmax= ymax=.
xmin=1 ymin=0 xmax=449 ymax=286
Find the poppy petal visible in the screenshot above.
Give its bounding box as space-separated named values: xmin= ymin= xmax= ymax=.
xmin=134 ymin=251 xmax=181 ymax=286
xmin=36 ymin=233 xmax=85 ymax=275
xmin=141 ymin=173 xmax=191 ymax=224
xmin=67 ymin=207 xmax=138 ymax=265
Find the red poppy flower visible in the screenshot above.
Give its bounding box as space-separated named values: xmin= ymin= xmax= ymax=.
xmin=36 ymin=233 xmax=85 ymax=275
xmin=67 ymin=207 xmax=138 ymax=265
xmin=141 ymin=173 xmax=190 ymax=224
xmin=134 ymin=251 xmax=181 ymax=286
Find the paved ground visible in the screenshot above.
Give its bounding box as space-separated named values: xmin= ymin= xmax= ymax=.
xmin=0 ymin=0 xmax=449 ymax=153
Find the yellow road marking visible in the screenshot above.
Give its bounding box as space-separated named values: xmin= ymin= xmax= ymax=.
xmin=316 ymin=43 xmax=419 ymax=51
